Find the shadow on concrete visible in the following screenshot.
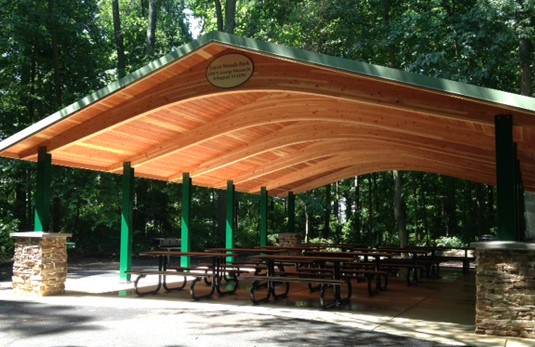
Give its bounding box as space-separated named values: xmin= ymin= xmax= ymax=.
xmin=0 ymin=298 xmax=462 ymax=347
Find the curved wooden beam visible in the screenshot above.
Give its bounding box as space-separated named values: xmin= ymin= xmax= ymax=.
xmin=167 ymin=120 xmax=493 ymax=181
xmin=105 ymin=91 xmax=494 ymax=172
xmin=219 ymin=138 xmax=494 ymax=189
xmin=269 ymin=156 xmax=496 ymax=197
xmin=247 ymin=149 xmax=494 ymax=194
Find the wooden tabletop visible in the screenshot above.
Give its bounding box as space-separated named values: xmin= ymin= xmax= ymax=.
xmin=304 ymin=250 xmax=394 ymax=258
xmin=374 ymin=248 xmax=433 ymax=255
xmin=257 ymin=245 xmax=322 ymax=251
xmin=139 ymin=251 xmax=236 ymax=258
xmin=206 ymin=248 xmax=285 ymax=254
xmin=250 ymin=254 xmax=356 ymax=263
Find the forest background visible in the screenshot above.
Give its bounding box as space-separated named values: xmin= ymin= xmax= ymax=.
xmin=1 ymin=0 xmax=534 ymax=259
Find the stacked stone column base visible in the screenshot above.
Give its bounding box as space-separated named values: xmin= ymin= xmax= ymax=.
xmin=278 ymin=232 xmax=301 ymax=254
xmin=474 ymin=245 xmax=535 ymax=339
xmin=10 ymin=232 xmax=71 ymax=296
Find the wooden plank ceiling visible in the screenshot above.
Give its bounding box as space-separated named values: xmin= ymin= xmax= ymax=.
xmin=1 ymin=33 xmax=535 ymax=197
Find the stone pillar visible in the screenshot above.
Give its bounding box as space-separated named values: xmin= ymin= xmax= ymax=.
xmin=278 ymin=232 xmax=301 ymax=254
xmin=471 ymin=241 xmax=535 ymax=339
xmin=278 ymin=232 xmax=301 ymax=247
xmin=10 ymin=232 xmax=72 ymax=296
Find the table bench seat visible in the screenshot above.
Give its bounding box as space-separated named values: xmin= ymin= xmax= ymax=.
xmin=127 ymin=267 xmax=238 ymax=300
xmin=378 ymin=260 xmax=426 ymax=285
xmin=292 ymin=267 xmax=388 ymax=295
xmin=243 ymin=275 xmax=351 ymax=308
xmin=431 ymin=255 xmax=475 ymax=274
xmin=126 ymin=269 xmax=192 ymax=296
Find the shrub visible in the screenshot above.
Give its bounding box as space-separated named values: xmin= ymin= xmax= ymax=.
xmin=433 ymin=236 xmax=465 ymax=248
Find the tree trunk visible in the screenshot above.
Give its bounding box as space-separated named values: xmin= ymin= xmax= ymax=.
xmin=224 ymin=0 xmax=237 ymax=34
xmin=146 ymin=0 xmax=158 ymax=57
xmin=519 ymin=37 xmax=533 ymax=96
xmin=464 ymin=182 xmax=474 ymax=243
xmin=334 ymin=181 xmax=342 ymax=243
xmin=382 ymin=0 xmax=396 ymax=67
xmin=324 ymin=184 xmax=331 ymax=238
xmin=211 ymin=190 xmax=217 ymax=238
xmin=487 ymin=184 xmax=495 ymax=233
xmin=367 ymin=175 xmax=374 ymax=245
xmin=236 ymin=199 xmax=241 ymax=233
xmin=217 ymin=190 xmax=226 ymax=240
xmin=15 ymin=179 xmax=28 ymax=229
xmin=20 ymin=44 xmax=36 ymax=125
xmin=393 ymin=171 xmax=408 ymax=247
xmin=353 ymin=176 xmax=361 ymax=242
xmin=475 ymin=183 xmax=484 ymax=237
xmin=304 ymin=205 xmax=309 ymax=243
xmin=47 ymin=0 xmax=61 ymax=109
xmin=214 ymin=0 xmax=236 ymax=33
xmin=419 ymin=174 xmax=429 ymax=244
xmin=214 ymin=0 xmax=224 ymax=31
xmin=411 ymin=175 xmax=418 ymax=244
xmin=112 ymin=0 xmax=126 ymax=78
xmin=445 ymin=177 xmax=457 ymax=236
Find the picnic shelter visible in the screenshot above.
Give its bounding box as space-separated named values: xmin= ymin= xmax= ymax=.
xmin=0 ymin=32 xmax=534 ymax=277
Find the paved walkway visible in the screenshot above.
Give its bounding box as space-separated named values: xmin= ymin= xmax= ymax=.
xmin=1 ymin=266 xmax=534 ymax=347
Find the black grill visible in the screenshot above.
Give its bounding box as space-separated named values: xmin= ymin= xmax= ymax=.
xmin=151 ymin=238 xmax=181 ymax=248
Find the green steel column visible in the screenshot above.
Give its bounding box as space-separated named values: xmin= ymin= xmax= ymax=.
xmin=495 ymin=115 xmax=518 ymax=241
xmin=34 ymin=147 xmax=52 ymax=231
xmin=120 ymin=162 xmax=134 ymax=281
xmin=226 ymin=180 xmax=235 ymax=262
xmin=260 ymin=187 xmax=268 ymax=246
xmin=288 ymin=191 xmax=295 ymax=233
xmin=181 ymin=173 xmax=192 ymax=267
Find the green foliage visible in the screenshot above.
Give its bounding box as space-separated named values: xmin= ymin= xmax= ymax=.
xmin=0 ymin=214 xmax=19 ymax=260
xmin=433 ymin=236 xmax=466 ymax=248
xmin=235 ymin=192 xmax=261 ymax=248
xmin=99 ymin=0 xmax=192 ymax=76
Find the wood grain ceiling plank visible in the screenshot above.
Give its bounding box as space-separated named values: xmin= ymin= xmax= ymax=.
xmin=113 ymin=91 xmax=496 ymax=174
xmin=282 ymin=159 xmax=496 ymax=197
xmin=224 ymin=137 xmax=492 ymax=189
xmin=178 ymin=120 xmax=493 ymax=181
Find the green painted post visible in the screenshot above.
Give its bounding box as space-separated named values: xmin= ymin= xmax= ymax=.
xmin=120 ymin=162 xmax=134 ymax=281
xmin=495 ymin=115 xmax=518 ymax=241
xmin=181 ymin=173 xmax=192 ymax=267
xmin=34 ymin=147 xmax=52 ymax=232
xmin=288 ymin=191 xmax=295 ymax=233
xmin=226 ymin=180 xmax=235 ymax=262
xmin=260 ymin=187 xmax=268 ymax=247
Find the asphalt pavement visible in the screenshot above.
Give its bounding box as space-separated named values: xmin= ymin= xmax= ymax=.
xmin=1 ymin=296 xmax=451 ymax=347
xmin=1 ymin=263 xmax=534 ymax=347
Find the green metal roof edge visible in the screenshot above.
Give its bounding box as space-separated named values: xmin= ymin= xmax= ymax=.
xmin=2 ymin=31 xmax=534 ymax=154
xmin=209 ymin=32 xmax=535 ymax=113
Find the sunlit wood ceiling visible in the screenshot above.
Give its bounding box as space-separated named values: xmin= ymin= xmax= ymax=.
xmin=1 ymin=32 xmax=535 ymax=197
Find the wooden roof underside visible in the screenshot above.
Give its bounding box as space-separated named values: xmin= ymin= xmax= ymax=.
xmin=1 ymin=32 xmax=535 ymax=197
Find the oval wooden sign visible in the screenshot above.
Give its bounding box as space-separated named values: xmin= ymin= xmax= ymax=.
xmin=207 ymin=54 xmax=254 ymax=88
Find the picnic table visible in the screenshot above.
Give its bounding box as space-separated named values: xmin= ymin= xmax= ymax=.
xmin=129 ymin=251 xmax=238 ymax=300
xmin=246 ymin=254 xmax=355 ymax=308
xmin=206 ymin=247 xmax=289 ymax=275
xmin=302 ymin=250 xmax=393 ymax=294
